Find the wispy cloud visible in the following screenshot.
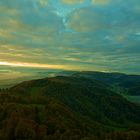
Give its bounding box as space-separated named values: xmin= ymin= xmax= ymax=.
xmin=61 ymin=0 xmax=85 ymax=5
xmin=0 ymin=0 xmax=139 ymax=74
xmin=92 ymin=0 xmax=112 ymax=5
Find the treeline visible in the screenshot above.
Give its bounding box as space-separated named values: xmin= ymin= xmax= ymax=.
xmin=0 ymin=93 xmax=102 ymax=140
xmin=0 ymin=91 xmax=139 ymax=140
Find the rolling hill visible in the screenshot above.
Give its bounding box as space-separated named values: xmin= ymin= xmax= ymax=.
xmin=0 ymin=75 xmax=140 ymax=140
xmin=72 ymin=71 xmax=140 ymax=96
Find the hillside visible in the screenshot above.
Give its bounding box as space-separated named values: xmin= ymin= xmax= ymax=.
xmin=0 ymin=76 xmax=140 ymax=139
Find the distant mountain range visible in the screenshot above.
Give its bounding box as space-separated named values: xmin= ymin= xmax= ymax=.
xmin=71 ymin=71 xmax=140 ymax=96
xmin=54 ymin=71 xmax=140 ymax=96
xmin=0 ymin=72 xmax=140 ymax=139
xmin=1 ymin=71 xmax=140 ymax=97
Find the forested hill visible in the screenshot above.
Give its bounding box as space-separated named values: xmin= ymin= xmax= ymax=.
xmin=71 ymin=71 xmax=140 ymax=96
xmin=0 ymin=76 xmax=140 ymax=140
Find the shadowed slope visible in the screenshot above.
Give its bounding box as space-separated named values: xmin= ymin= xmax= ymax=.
xmin=0 ymin=76 xmax=140 ymax=139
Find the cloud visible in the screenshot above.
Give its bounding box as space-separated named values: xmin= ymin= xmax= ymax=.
xmin=67 ymin=8 xmax=108 ymax=32
xmin=0 ymin=0 xmax=139 ymax=74
xmin=0 ymin=7 xmax=20 ymax=16
xmin=92 ymin=0 xmax=112 ymax=5
xmin=61 ymin=0 xmax=85 ymax=5
xmin=39 ymin=0 xmax=49 ymax=6
xmin=0 ymin=29 xmax=13 ymax=38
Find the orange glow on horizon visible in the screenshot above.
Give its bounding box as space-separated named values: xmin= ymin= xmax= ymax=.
xmin=0 ymin=61 xmax=67 ymax=70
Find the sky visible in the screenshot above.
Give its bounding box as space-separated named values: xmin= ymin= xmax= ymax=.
xmin=0 ymin=0 xmax=140 ymax=77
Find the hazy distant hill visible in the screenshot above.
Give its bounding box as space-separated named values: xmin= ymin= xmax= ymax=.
xmin=0 ymin=75 xmax=140 ymax=139
xmin=71 ymin=71 xmax=140 ymax=96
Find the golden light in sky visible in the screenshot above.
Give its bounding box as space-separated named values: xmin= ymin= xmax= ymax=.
xmin=0 ymin=61 xmax=66 ymax=69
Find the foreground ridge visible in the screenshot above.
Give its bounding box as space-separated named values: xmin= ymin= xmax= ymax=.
xmin=0 ymin=75 xmax=140 ymax=140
